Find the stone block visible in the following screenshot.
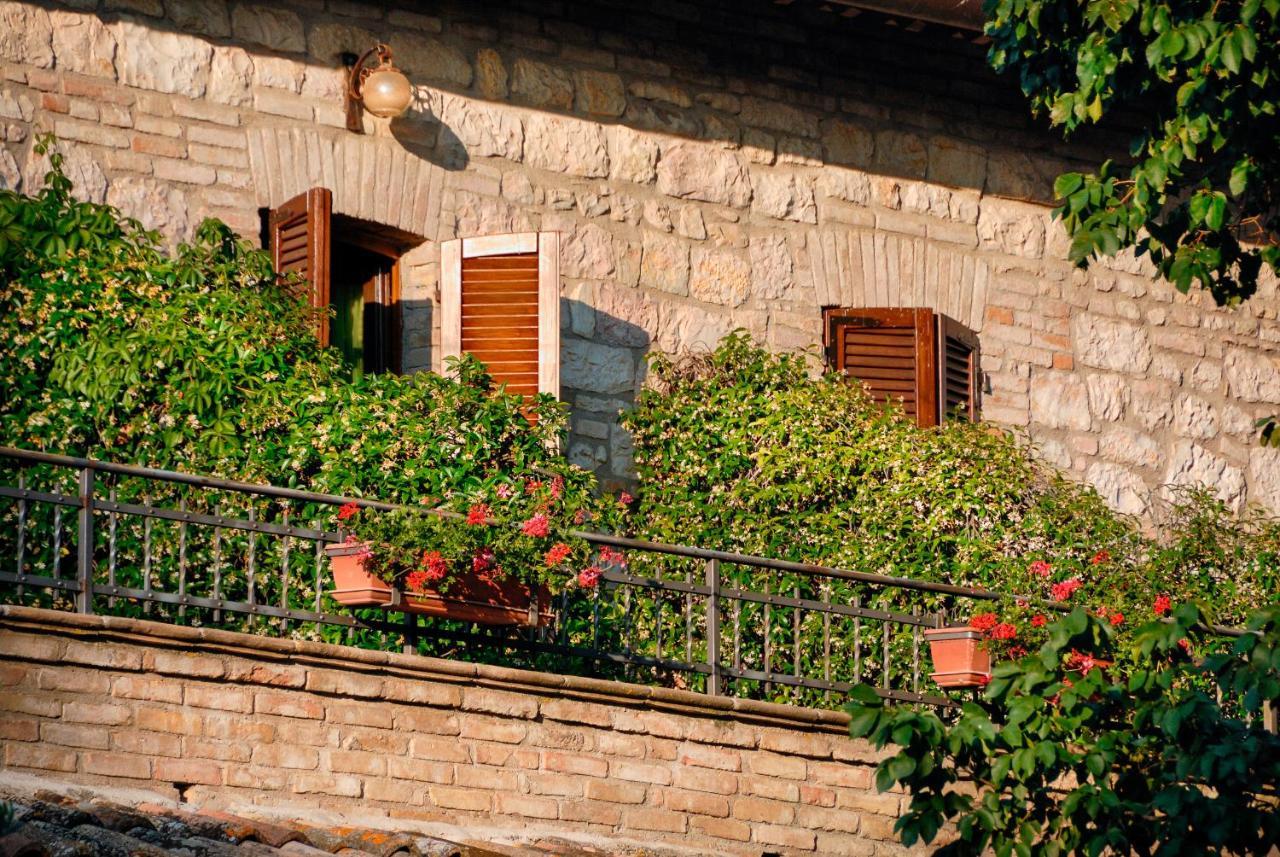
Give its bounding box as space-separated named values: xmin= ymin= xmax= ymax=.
xmin=657 ymin=142 xmax=751 ymax=207
xmin=1072 ymin=313 xmax=1153 ymax=373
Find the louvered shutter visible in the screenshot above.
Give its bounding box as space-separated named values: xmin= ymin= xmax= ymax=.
xmin=825 ymin=307 xmax=978 ymax=427
xmin=440 ymin=232 xmax=560 ymax=398
xmin=828 ymin=307 xmax=938 ymax=425
xmin=268 ymin=187 xmax=332 ymax=345
xmin=937 ymin=313 xmax=979 ymax=422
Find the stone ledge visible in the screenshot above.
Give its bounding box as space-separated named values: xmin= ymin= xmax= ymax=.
xmin=0 ymin=605 xmax=852 ymax=735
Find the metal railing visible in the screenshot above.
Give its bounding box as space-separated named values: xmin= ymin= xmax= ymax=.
xmin=0 ymin=445 xmax=1258 ymax=716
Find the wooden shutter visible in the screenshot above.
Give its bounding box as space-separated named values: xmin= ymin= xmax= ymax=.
xmin=440 ymin=232 xmax=560 ymax=398
xmin=268 ymin=187 xmax=332 ymax=345
xmin=825 ymin=307 xmax=978 ymax=427
xmin=937 ymin=313 xmax=979 ymax=422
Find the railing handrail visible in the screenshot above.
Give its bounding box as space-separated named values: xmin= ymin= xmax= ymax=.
xmin=0 ymin=444 xmax=1250 ymax=639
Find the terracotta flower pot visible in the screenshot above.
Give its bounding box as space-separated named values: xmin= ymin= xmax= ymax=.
xmin=325 ymin=542 xmax=552 ymax=627
xmin=924 ymin=625 xmax=992 ymax=689
xmin=325 ymin=542 xmax=393 ymax=607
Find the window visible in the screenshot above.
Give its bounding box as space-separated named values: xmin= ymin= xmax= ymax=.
xmin=265 ymin=187 xmax=422 ymax=375
xmin=823 ymin=307 xmax=979 ymax=427
xmin=439 ymin=232 xmax=561 ymax=399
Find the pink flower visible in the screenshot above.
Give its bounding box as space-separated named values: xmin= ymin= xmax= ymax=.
xmin=466 ymin=503 xmax=492 ymax=526
xmin=573 ymin=508 xmax=591 ymax=525
xmin=1050 ymin=578 xmax=1082 ymax=601
xmin=598 ymin=546 xmax=627 ymax=567
xmin=495 ymin=483 xmax=514 ymax=499
xmin=618 ymin=491 xmax=634 ymax=507
xmin=577 ymin=566 xmax=602 ymax=588
xmin=521 ymin=513 xmax=550 ymax=538
xmin=1029 ymin=560 xmax=1052 ymax=578
xmin=544 ymin=542 xmax=573 ymax=568
xmin=549 ymin=477 xmax=564 ymax=500
xmin=1008 ymin=645 xmax=1028 ymax=659
xmin=1177 ymin=638 xmax=1192 ymax=653
xmin=337 ymin=502 xmax=359 ymax=522
xmin=1153 ymin=594 xmax=1171 ymax=616
xmin=472 ymin=548 xmax=494 ymax=573
xmin=1030 ymin=614 xmax=1047 ymax=628
xmin=524 ymin=478 xmax=543 ymax=494
xmin=970 ymin=612 xmax=998 ymax=632
xmin=418 ymin=550 xmax=448 ymax=582
xmin=990 ymin=623 xmax=1018 ymax=640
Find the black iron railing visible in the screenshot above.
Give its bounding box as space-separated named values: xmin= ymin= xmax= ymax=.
xmin=0 ymin=445 xmax=1257 ymax=717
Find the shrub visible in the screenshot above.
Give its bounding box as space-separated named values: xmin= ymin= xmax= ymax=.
xmin=0 ymin=135 xmax=583 ymax=505
xmin=847 ymin=604 xmax=1280 ymax=855
xmin=619 ymin=334 xmax=1278 ymax=702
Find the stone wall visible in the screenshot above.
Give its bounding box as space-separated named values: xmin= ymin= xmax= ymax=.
xmin=0 ymin=605 xmax=916 ymax=856
xmin=1 ymin=0 xmax=1278 ymax=510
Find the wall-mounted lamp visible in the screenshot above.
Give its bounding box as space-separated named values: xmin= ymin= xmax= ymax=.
xmin=343 ymin=44 xmax=412 ymax=133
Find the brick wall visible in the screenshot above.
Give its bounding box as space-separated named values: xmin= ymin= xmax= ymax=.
xmin=0 ymin=0 xmax=1278 ymax=510
xmin=0 ymin=605 xmax=921 ymax=855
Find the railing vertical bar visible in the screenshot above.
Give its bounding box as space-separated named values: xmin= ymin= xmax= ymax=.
xmin=52 ymin=506 xmax=63 ymax=581
xmin=853 ymin=595 xmax=862 ymax=680
xmin=655 ymin=592 xmax=664 ymax=663
xmin=106 ymin=485 xmax=118 ymax=608
xmin=623 ymin=585 xmax=633 ymax=682
xmin=142 ymin=508 xmax=152 ymax=615
xmin=75 ymin=466 xmax=94 ymax=614
xmin=559 ymin=588 xmax=570 ymax=647
xmin=212 ymin=512 xmax=223 ymax=624
xmin=733 ymin=581 xmax=741 ymax=675
xmin=793 ymin=583 xmax=801 ymax=682
xmin=15 ymin=470 xmax=26 ymax=602
xmin=705 ymin=558 xmax=721 ymax=696
xmin=280 ymin=507 xmax=291 ymax=634
xmin=822 ymin=583 xmax=831 ymax=703
xmin=591 ymin=579 xmax=601 ymax=652
xmin=247 ymin=505 xmax=257 ymax=631
xmin=402 ymin=610 xmax=416 ymax=656
xmin=881 ymin=616 xmax=891 ymax=691
xmin=177 ymin=498 xmax=188 ymax=619
xmin=912 ymin=606 xmax=920 ymax=695
xmin=684 ymin=568 xmax=692 ymax=665
xmin=314 ymin=535 xmax=324 ymax=613
xmin=764 ymin=579 xmax=772 ymax=695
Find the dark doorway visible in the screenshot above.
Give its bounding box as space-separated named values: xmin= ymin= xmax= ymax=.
xmin=331 ymin=241 xmax=397 ymax=376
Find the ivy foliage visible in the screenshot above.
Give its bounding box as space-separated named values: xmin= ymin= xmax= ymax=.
xmin=847 ymin=603 xmax=1280 ymax=856
xmin=985 ymin=0 xmax=1280 ymax=303
xmin=0 ymin=136 xmax=585 ymax=505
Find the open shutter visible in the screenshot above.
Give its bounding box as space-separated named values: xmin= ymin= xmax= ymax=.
xmin=440 ymin=232 xmax=560 ymax=399
xmin=937 ymin=313 xmax=979 ymax=422
xmin=268 ymin=187 xmax=332 ymax=344
xmin=827 ymin=307 xmax=938 ymax=426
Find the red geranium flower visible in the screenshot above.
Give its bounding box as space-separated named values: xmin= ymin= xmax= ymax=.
xmin=549 ymin=477 xmax=564 ymax=500
xmin=618 ymin=491 xmax=634 ymax=508
xmin=1109 ymin=612 xmax=1124 ymax=627
xmin=1050 ymin=578 xmax=1082 ymax=601
xmin=977 ymin=674 xmax=992 ymax=686
xmin=524 ymin=478 xmax=543 ymax=494
xmin=970 ymin=612 xmax=998 ymax=632
xmin=337 ymin=502 xmax=360 ymax=521
xmin=466 ymin=503 xmax=492 ymax=526
xmin=418 ymin=550 xmax=448 ymax=581
xmin=1090 ymin=550 xmax=1111 ymax=565
xmin=1030 ymin=614 xmax=1047 ymax=628
xmin=472 ymin=548 xmax=494 ymax=573
xmin=578 ymin=566 xmax=602 ymax=588
xmin=1029 ymin=560 xmax=1052 ymax=578
xmin=405 ymin=570 xmax=430 ymax=593
xmin=544 ymin=542 xmax=573 ymax=568
xmin=1153 ymin=594 xmax=1172 ymax=616
xmin=521 ymin=513 xmax=550 ymax=538
xmin=990 ymin=623 xmax=1018 ymax=640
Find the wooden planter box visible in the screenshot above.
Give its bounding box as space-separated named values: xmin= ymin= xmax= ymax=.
xmin=325 ymin=542 xmax=551 ymax=627
xmin=924 ymin=625 xmax=991 ymax=689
